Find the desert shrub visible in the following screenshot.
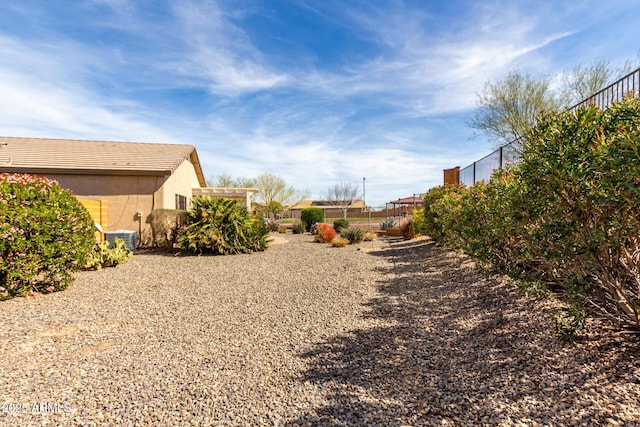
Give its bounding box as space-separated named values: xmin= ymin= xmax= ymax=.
xmin=340 ymin=227 xmax=365 ymax=244
xmin=400 ymin=220 xmax=415 ymax=240
xmin=292 ymin=221 xmax=305 ymax=234
xmin=314 ymin=223 xmax=336 ymax=243
xmin=0 ymin=174 xmax=95 ymax=300
xmin=517 ymin=98 xmax=640 ymax=325
xmin=150 ymin=209 xmax=188 ymax=250
xmin=85 ymin=238 xmax=133 ymax=270
xmin=178 ymin=196 xmax=269 ymax=255
xmin=277 ymin=226 xmax=288 ymax=234
xmin=333 ymin=218 xmax=350 ymax=232
xmin=379 ymin=217 xmax=397 ymax=231
xmin=364 ymin=231 xmax=377 ymax=242
xmin=421 ymin=96 xmax=640 ymax=328
xmin=266 ymin=220 xmax=280 ymax=232
xmin=331 ymin=237 xmax=349 ymax=247
xmin=420 ymin=184 xmax=467 ymax=245
xmin=301 ymin=207 xmax=324 ymax=232
xmin=412 ymin=208 xmax=426 ymax=236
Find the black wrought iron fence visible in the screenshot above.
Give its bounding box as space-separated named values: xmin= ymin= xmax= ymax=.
xmin=459 ymin=67 xmax=640 ymax=187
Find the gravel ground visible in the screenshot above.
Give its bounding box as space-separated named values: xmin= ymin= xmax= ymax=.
xmin=1 ymin=233 xmax=639 ymax=426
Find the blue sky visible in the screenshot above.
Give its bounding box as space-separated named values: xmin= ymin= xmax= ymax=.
xmin=0 ymin=1 xmax=638 ymax=207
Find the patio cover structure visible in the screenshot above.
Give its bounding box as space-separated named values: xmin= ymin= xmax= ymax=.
xmin=192 ymin=187 xmax=259 ymax=211
xmin=388 ymin=195 xmax=424 ymax=215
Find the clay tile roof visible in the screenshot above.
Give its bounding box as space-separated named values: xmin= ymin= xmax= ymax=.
xmin=0 ymin=136 xmax=205 ymax=186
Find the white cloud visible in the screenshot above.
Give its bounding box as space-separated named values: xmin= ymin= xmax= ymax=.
xmin=168 ymin=1 xmax=289 ymax=96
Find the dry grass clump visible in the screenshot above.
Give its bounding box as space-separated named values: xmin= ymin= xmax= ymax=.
xmin=331 ymin=237 xmax=349 ymax=247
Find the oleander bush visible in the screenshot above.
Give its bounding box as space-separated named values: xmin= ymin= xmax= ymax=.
xmin=340 ymin=227 xmax=365 ymax=244
xmin=314 ymin=223 xmax=337 ymax=243
xmin=301 ymin=207 xmax=324 ymax=232
xmin=150 ymin=209 xmax=188 ymax=250
xmin=418 ymin=96 xmax=640 ymax=330
xmin=0 ymin=173 xmax=94 ymax=300
xmin=85 ymin=238 xmax=133 ymax=270
xmin=178 ymin=196 xmax=270 ymax=255
xmin=333 ymin=218 xmax=350 ymax=233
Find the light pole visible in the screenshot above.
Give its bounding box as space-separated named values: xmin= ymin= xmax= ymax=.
xmin=363 ymin=177 xmax=371 ymax=230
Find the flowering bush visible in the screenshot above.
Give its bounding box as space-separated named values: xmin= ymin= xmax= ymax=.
xmin=0 ymin=174 xmax=94 ymax=300
xmin=314 ymin=223 xmax=336 ymax=243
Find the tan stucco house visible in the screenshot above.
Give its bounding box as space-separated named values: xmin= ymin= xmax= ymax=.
xmin=0 ymin=136 xmax=258 ymax=246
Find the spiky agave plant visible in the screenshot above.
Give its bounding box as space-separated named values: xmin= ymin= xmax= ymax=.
xmin=178 ymin=196 xmax=270 ymax=255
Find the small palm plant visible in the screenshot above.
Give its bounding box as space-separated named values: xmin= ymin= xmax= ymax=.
xmin=178 ymin=196 xmax=270 ymax=255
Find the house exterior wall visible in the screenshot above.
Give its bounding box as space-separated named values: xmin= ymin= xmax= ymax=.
xmin=160 ymin=160 xmax=201 ymax=210
xmin=8 ymin=160 xmax=201 ymax=247
xmin=38 ymin=173 xmax=163 ymax=246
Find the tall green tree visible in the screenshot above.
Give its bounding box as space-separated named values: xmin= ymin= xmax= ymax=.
xmin=470 ymin=58 xmax=639 ymax=148
xmin=207 ymin=173 xmax=255 ymax=188
xmin=561 ymin=59 xmax=637 ymax=107
xmin=253 ymin=172 xmax=309 ymax=219
xmin=469 ymin=70 xmax=557 ymax=147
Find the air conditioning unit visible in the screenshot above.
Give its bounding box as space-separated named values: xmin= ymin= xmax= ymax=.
xmin=104 ymin=230 xmax=137 ymax=252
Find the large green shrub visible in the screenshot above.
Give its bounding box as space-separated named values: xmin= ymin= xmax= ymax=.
xmin=178 ymin=196 xmax=269 ymax=255
xmin=0 ymin=174 xmax=94 ymax=300
xmin=420 ymin=96 xmax=640 ymax=328
xmin=300 ymin=207 xmax=324 ymax=232
xmin=518 ymin=98 xmax=640 ymax=324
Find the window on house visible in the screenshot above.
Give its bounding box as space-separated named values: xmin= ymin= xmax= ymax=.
xmin=175 ymin=194 xmax=187 ymax=211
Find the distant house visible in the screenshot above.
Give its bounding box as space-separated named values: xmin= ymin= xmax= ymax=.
xmin=0 ymin=136 xmax=256 ymax=246
xmin=287 ymin=199 xmax=367 ymax=220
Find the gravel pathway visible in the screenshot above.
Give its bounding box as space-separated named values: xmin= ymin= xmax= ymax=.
xmin=1 ymin=233 xmax=638 ymax=426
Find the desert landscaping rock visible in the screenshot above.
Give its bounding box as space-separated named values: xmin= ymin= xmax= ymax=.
xmin=1 ymin=233 xmax=638 ymax=425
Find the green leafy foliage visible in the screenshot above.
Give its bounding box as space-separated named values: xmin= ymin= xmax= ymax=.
xmin=178 ymin=196 xmax=269 ymax=255
xmin=85 ymin=238 xmax=133 ymax=270
xmin=333 ymin=218 xmax=350 ymax=232
xmin=301 ymin=207 xmax=324 ymax=232
xmin=419 ymin=96 xmax=640 ymax=328
xmin=0 ymin=174 xmax=94 ymax=299
xmin=340 ymin=227 xmax=365 ymax=244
